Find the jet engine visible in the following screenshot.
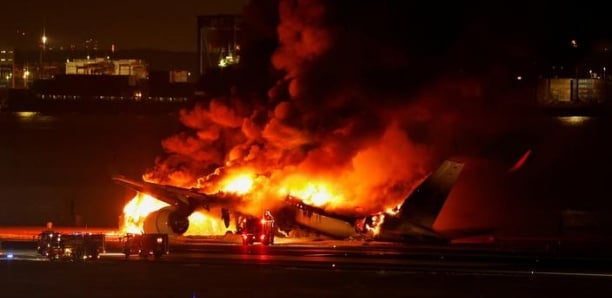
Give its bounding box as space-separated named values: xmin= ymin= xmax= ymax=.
xmin=142 ymin=206 xmax=190 ymax=236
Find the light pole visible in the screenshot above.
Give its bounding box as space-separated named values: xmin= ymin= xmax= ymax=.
xmin=571 ymin=39 xmax=578 ymax=79
xmin=40 ymin=34 xmax=47 ymax=79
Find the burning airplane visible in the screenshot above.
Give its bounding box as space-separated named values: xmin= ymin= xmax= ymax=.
xmin=114 ymin=159 xmax=466 ymax=243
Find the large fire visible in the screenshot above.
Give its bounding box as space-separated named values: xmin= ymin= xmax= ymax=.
xmin=122 ymin=193 xmax=168 ymax=234
xmin=120 ymin=171 xmax=361 ymax=235
xmin=120 ymin=193 xmax=231 ymax=236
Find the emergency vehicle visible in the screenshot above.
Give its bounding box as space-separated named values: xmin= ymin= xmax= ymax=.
xmin=239 ymin=210 xmax=275 ymax=246
xmin=37 ymin=231 xmax=105 ymax=261
xmin=122 ymin=233 xmax=169 ymax=259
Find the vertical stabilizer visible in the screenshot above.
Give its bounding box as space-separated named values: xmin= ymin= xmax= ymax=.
xmin=398 ymin=160 xmax=464 ymax=229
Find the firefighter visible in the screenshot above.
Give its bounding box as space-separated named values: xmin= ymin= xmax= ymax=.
xmin=264 ymin=209 xmax=273 ymax=221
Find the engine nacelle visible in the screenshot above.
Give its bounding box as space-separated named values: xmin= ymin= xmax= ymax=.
xmin=143 ymin=206 xmax=190 ymax=236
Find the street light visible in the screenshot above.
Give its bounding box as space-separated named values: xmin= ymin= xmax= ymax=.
xmin=40 ymin=34 xmax=47 ymax=78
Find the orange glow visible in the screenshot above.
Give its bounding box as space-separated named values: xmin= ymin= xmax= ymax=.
xmin=184 ymin=209 xmax=233 ymax=236
xmin=366 ymin=204 xmax=401 ymax=236
xmin=366 ymin=213 xmax=385 ymax=236
xmin=385 ymin=204 xmax=402 ymax=215
xmin=220 ymin=173 xmax=254 ymax=194
xmin=121 ymin=193 xmax=169 ymax=234
xmin=278 ymin=175 xmax=344 ymax=208
xmin=121 ymin=194 xmax=232 ymax=236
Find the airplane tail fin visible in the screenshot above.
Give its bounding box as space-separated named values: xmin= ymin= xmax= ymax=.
xmin=397 ymin=160 xmax=464 ymax=230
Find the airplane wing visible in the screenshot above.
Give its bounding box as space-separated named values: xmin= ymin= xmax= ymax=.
xmin=112 ymin=175 xmax=241 ymax=212
xmin=112 ymin=175 xmax=245 ymax=235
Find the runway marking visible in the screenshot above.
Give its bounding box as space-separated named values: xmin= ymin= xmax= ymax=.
xmin=533 ymin=271 xmax=612 ymax=278
xmin=304 ymin=253 xmax=335 ymax=257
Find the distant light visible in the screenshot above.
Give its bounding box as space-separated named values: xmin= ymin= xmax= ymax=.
xmin=571 ymin=39 xmax=578 ymax=48
xmin=7 ymin=253 xmax=14 ymax=259
xmin=557 ymin=116 xmax=591 ymax=126
xmin=516 ymin=75 xmax=522 ymax=81
xmin=42 ymin=35 xmax=47 ymax=44
xmin=15 ymin=112 xmax=38 ymax=120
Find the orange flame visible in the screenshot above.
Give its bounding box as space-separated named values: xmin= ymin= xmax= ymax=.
xmin=184 ymin=209 xmax=234 ymax=236
xmin=121 ymin=193 xmax=169 ymax=234
xmin=278 ymin=176 xmax=343 ymax=207
xmin=220 ymin=172 xmax=254 ymax=195
xmin=120 ymin=173 xmax=253 ymax=236
xmin=121 ymin=194 xmax=234 ymax=236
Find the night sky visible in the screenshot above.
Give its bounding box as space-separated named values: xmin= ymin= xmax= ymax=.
xmin=0 ymin=1 xmax=609 ymax=52
xmin=0 ymin=1 xmax=610 ymax=58
xmin=0 ymin=0 xmax=249 ymax=52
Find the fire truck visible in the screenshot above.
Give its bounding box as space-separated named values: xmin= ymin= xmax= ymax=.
xmin=239 ymin=210 xmax=275 ymax=246
xmin=122 ymin=233 xmax=169 ymax=259
xmin=36 ymin=231 xmax=105 ymax=261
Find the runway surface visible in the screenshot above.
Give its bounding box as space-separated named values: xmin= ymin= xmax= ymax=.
xmin=2 ymin=234 xmax=612 ymax=297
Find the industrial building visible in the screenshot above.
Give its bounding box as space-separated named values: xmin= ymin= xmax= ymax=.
xmin=537 ymin=78 xmax=611 ymax=105
xmin=65 ymin=58 xmax=148 ymax=80
xmin=0 ymin=49 xmax=15 ymax=89
xmin=197 ymin=14 xmax=242 ymax=77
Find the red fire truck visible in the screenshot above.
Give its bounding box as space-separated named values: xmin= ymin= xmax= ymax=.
xmin=239 ymin=210 xmax=275 ymax=246
xmin=122 ymin=233 xmax=169 ymax=259
xmin=36 ymin=231 xmax=105 ymax=261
